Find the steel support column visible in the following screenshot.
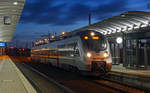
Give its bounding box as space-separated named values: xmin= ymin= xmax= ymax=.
xmin=123 ymin=34 xmax=127 ymax=67
xmin=136 ymin=40 xmax=140 ymax=68
xmin=144 ymin=43 xmax=148 ymax=68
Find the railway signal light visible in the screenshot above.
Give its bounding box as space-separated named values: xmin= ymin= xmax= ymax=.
xmin=22 ymin=48 xmax=25 ymax=52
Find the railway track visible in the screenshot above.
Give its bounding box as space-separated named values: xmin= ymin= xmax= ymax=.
xmin=91 ymin=79 xmax=144 ymax=93
xmin=104 ymin=72 xmax=150 ymax=92
xmin=16 ymin=63 xmax=73 ymax=93
xmin=16 ymin=62 xmax=145 ymax=93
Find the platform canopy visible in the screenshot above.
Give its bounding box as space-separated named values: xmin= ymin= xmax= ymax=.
xmin=72 ymin=11 xmax=150 ymax=36
xmin=0 ymin=0 xmax=25 ymax=42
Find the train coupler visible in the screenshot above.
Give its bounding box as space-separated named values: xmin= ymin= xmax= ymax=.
xmin=92 ymin=61 xmax=107 ymax=75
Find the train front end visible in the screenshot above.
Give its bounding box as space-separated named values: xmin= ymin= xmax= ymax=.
xmin=80 ymin=31 xmax=112 ymax=75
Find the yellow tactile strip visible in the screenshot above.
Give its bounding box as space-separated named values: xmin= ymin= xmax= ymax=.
xmin=0 ymin=55 xmax=9 ymax=59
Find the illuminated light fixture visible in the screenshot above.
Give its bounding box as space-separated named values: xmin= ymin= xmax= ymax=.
xmin=134 ymin=26 xmax=140 ymax=29
xmin=122 ymin=29 xmax=126 ymax=32
xmin=102 ymin=32 xmax=105 ymax=34
xmin=128 ymin=27 xmax=133 ymax=30
xmin=116 ymin=37 xmax=123 ymax=44
xmin=100 ymin=32 xmax=103 ymax=34
xmin=13 ymin=1 xmax=18 ymax=5
xmin=92 ymin=36 xmax=99 ymax=40
xmin=10 ymin=46 xmax=14 ymax=49
xmin=62 ymin=32 xmax=65 ymax=35
xmin=121 ymin=14 xmax=125 ymax=17
xmin=141 ymin=24 xmax=148 ymax=28
xmin=84 ymin=36 xmax=89 ymax=40
xmin=112 ymin=30 xmax=116 ymax=33
xmin=116 ymin=29 xmax=121 ymax=32
xmin=104 ymin=52 xmax=109 ymax=58
xmin=106 ymin=61 xmax=112 ymax=63
xmin=122 ymin=26 xmax=128 ymax=32
xmin=90 ymin=32 xmax=95 ymax=36
xmin=100 ymin=32 xmax=104 ymax=35
xmin=103 ymin=32 xmax=107 ymax=35
xmin=107 ymin=31 xmax=111 ymax=34
xmin=51 ymin=35 xmax=55 ymax=39
xmin=70 ymin=54 xmax=74 ymax=57
xmin=134 ymin=23 xmax=141 ymax=29
xmin=87 ymin=52 xmax=91 ymax=58
xmin=22 ymin=48 xmax=25 ymax=51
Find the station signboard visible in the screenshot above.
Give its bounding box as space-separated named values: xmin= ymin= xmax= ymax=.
xmin=0 ymin=42 xmax=6 ymax=47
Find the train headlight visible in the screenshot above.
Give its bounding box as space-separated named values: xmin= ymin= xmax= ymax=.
xmin=104 ymin=52 xmax=109 ymax=58
xmin=87 ymin=52 xmax=92 ymax=58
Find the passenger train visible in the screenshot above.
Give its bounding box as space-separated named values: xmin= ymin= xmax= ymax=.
xmin=31 ymin=30 xmax=112 ymax=76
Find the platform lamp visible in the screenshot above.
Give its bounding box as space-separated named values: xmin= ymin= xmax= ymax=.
xmin=62 ymin=32 xmax=66 ymax=35
xmin=13 ymin=1 xmax=18 ymax=5
xmin=116 ymin=37 xmax=123 ymax=44
xmin=51 ymin=35 xmax=55 ymax=39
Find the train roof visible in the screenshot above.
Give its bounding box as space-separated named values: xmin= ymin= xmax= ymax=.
xmin=33 ymin=29 xmax=104 ymax=47
xmin=67 ymin=29 xmax=103 ymax=36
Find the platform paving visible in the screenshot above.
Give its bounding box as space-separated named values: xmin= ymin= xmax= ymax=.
xmin=0 ymin=58 xmax=37 ymax=93
xmin=112 ymin=64 xmax=150 ymax=77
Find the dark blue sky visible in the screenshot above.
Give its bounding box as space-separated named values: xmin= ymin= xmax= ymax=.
xmin=13 ymin=0 xmax=150 ymax=43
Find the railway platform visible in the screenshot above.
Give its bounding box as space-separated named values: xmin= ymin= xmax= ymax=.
xmin=110 ymin=64 xmax=150 ymax=91
xmin=0 ymin=56 xmax=73 ymax=93
xmin=0 ymin=56 xmax=37 ymax=93
xmin=112 ymin=64 xmax=150 ymax=77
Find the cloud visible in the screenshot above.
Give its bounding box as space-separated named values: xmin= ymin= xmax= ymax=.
xmin=91 ymin=0 xmax=127 ymax=20
xmin=20 ymin=0 xmax=149 ymax=26
xmin=20 ymin=0 xmax=55 ymax=23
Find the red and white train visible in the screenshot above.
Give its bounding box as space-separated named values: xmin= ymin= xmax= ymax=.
xmin=31 ymin=30 xmax=112 ymax=76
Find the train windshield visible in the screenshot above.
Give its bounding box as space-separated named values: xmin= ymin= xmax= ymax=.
xmin=81 ymin=35 xmax=107 ymax=52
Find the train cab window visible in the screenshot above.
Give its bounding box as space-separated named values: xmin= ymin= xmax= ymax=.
xmin=74 ymin=49 xmax=80 ymax=57
xmin=81 ymin=34 xmax=107 ymax=52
